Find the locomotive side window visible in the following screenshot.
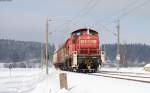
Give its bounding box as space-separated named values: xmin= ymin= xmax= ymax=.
xmin=89 ymin=30 xmax=97 ymax=35
xmin=76 ymin=32 xmax=81 ymax=36
xmin=72 ymin=32 xmax=81 ymax=37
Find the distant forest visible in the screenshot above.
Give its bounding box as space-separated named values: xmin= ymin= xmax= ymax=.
xmin=103 ymin=44 xmax=150 ymax=67
xmin=0 ymin=39 xmax=150 ymax=67
xmin=0 ymin=39 xmax=55 ymax=63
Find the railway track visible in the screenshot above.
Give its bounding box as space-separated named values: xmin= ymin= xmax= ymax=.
xmin=87 ymin=71 xmax=150 ymax=83
xmin=99 ymin=71 xmax=150 ymax=78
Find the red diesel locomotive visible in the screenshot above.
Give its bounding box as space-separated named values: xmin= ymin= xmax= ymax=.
xmin=53 ymin=28 xmax=102 ymax=72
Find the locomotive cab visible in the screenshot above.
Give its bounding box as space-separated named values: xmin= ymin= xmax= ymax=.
xmin=71 ymin=28 xmax=100 ymax=55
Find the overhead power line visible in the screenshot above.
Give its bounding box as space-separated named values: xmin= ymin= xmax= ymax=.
xmin=95 ymin=0 xmax=141 ymax=24
xmin=95 ymin=0 xmax=150 ymax=26
xmin=72 ymin=0 xmax=101 ymax=23
xmin=119 ymin=0 xmax=150 ymax=18
xmin=71 ymin=0 xmax=94 ymax=20
xmin=114 ymin=0 xmax=140 ymax=15
xmin=67 ymin=0 xmax=102 ymax=32
xmin=54 ymin=0 xmax=94 ymax=32
xmin=51 ymin=0 xmax=101 ymax=44
xmin=95 ymin=0 xmax=150 ymax=37
xmin=57 ymin=0 xmax=102 ymax=33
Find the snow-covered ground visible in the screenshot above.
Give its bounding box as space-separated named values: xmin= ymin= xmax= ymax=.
xmin=66 ymin=71 xmax=150 ymax=93
xmin=0 ymin=67 xmax=150 ymax=93
xmin=0 ymin=68 xmax=47 ymax=93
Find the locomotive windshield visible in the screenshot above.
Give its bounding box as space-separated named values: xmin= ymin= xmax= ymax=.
xmin=89 ymin=30 xmax=98 ymax=35
xmin=72 ymin=28 xmax=98 ymax=36
xmin=72 ymin=31 xmax=81 ymax=36
xmin=76 ymin=32 xmax=81 ymax=36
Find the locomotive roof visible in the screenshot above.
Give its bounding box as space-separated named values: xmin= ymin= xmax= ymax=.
xmin=71 ymin=28 xmax=98 ymax=34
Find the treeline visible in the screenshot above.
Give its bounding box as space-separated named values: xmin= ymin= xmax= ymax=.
xmin=1 ymin=39 xmax=150 ymax=67
xmin=102 ymin=44 xmax=150 ymax=67
xmin=0 ymin=39 xmax=55 ymax=63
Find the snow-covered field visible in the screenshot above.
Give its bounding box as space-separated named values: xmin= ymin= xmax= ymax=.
xmin=0 ymin=67 xmax=150 ymax=93
xmin=0 ymin=68 xmax=47 ymax=93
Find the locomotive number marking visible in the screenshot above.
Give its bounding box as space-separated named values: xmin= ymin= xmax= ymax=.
xmin=80 ymin=39 xmax=96 ymax=44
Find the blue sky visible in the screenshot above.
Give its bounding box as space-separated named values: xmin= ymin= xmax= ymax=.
xmin=0 ymin=0 xmax=150 ymax=46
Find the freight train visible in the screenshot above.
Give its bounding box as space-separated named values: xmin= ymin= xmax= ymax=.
xmin=53 ymin=28 xmax=102 ymax=72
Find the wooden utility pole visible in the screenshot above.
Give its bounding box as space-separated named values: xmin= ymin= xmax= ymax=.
xmin=45 ymin=17 xmax=49 ymax=74
xmin=41 ymin=43 xmax=43 ymax=69
xmin=116 ymin=19 xmax=120 ymax=70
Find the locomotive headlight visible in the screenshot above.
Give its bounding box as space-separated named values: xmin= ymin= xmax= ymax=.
xmin=80 ymin=39 xmax=96 ymax=44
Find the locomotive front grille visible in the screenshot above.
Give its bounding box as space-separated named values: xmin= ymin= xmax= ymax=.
xmin=78 ymin=48 xmax=99 ymax=55
xmin=80 ymin=49 xmax=88 ymax=54
xmin=89 ymin=49 xmax=98 ymax=54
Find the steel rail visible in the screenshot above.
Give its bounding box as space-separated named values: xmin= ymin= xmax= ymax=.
xmin=87 ymin=72 xmax=150 ymax=83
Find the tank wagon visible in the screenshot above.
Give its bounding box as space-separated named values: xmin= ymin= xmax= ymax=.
xmin=53 ymin=28 xmax=102 ymax=72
